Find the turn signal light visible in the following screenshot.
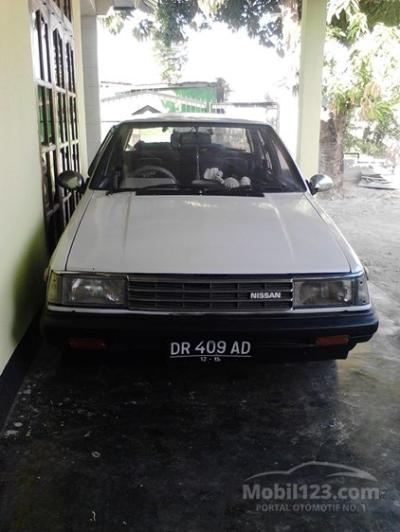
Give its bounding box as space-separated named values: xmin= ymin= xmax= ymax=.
xmin=316 ymin=335 xmax=350 ymax=346
xmin=68 ymin=338 xmax=107 ymax=350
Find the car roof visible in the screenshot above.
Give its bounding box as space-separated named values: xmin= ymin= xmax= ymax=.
xmin=119 ymin=113 xmax=272 ymax=128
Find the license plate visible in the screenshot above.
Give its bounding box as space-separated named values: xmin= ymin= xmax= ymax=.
xmin=169 ymin=339 xmax=252 ymax=360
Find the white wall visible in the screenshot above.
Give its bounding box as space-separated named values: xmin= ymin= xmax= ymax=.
xmin=0 ymin=0 xmax=47 ymax=374
xmin=296 ymin=0 xmax=328 ymax=177
xmin=0 ymin=0 xmax=88 ymax=376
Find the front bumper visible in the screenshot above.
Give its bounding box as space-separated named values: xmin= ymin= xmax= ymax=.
xmin=41 ymin=308 xmax=379 ymax=361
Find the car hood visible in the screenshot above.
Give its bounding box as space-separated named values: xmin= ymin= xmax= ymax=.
xmin=66 ymin=191 xmax=350 ymax=274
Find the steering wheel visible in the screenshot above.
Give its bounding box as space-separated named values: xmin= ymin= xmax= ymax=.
xmin=131 ymin=165 xmax=177 ymax=182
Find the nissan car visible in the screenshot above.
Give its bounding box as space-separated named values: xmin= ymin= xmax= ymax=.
xmin=41 ymin=114 xmax=378 ymax=361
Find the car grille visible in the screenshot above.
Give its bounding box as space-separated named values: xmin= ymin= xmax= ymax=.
xmin=127 ymin=275 xmax=293 ymax=312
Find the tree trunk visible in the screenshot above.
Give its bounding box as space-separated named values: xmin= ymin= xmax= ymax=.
xmin=319 ymin=111 xmax=347 ymax=187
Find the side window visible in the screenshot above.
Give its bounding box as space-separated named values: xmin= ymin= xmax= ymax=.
xmin=88 ymin=126 xmax=115 ymax=176
xmin=93 ymin=126 xmax=131 ymax=187
xmin=259 ymin=129 xmax=305 ymax=191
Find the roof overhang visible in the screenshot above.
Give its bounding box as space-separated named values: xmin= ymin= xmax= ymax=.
xmin=80 ymin=0 xmax=156 ymax=16
xmin=80 ymin=0 xmax=111 ymax=15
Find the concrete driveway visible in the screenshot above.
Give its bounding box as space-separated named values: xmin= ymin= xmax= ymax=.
xmin=0 ymin=188 xmax=399 ymax=532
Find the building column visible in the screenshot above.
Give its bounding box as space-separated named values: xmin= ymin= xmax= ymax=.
xmin=81 ymin=15 xmax=102 ymax=165
xmin=296 ymin=0 xmax=328 ymax=178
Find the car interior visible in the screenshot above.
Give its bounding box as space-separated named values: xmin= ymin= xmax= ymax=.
xmin=93 ymin=124 xmax=303 ymax=192
xmin=120 ymin=131 xmax=256 ymax=187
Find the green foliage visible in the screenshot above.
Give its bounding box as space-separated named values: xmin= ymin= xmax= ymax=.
xmin=329 ymin=0 xmax=400 ymax=44
xmin=345 ymin=100 xmax=400 ymax=158
xmin=152 ymin=0 xmax=199 ymax=47
xmin=102 ymin=1 xmax=286 ymax=52
xmin=102 ymin=10 xmax=132 ymax=35
xmin=345 ymin=112 xmax=400 ymax=157
xmin=101 ymin=0 xmax=292 ymax=80
xmin=152 ymin=40 xmax=189 ymax=83
xmin=214 ymin=0 xmax=284 ymax=54
xmin=360 ymin=0 xmax=400 ymax=28
xmin=324 ymin=2 xmax=400 ymax=159
xmin=101 ymin=0 xmax=400 ymax=160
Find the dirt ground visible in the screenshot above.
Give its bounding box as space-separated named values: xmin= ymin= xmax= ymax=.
xmin=318 ymin=183 xmax=400 ymax=302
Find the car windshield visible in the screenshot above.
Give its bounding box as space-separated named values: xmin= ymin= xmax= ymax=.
xmin=90 ymin=121 xmax=306 ymax=195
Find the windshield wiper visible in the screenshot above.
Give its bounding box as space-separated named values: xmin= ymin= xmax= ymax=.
xmin=219 ymin=185 xmax=265 ymax=196
xmin=105 ymin=183 xmax=181 ymax=195
xmin=135 ymin=183 xmax=180 ymax=191
xmin=106 ymin=188 xmax=135 ymax=195
xmin=135 ymin=182 xmax=222 ymax=195
xmin=105 ymin=182 xmax=288 ymax=196
xmin=207 ymin=184 xmax=284 ymax=195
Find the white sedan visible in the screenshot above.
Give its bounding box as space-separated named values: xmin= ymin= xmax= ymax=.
xmin=41 ymin=114 xmax=378 ymax=361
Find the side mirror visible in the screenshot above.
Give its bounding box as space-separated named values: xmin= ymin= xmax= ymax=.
xmin=56 ymin=170 xmax=85 ymax=192
xmin=309 ymin=174 xmax=334 ymax=195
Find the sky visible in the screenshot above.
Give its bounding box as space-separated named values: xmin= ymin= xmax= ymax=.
xmin=98 ymin=19 xmax=290 ymax=101
xmin=97 ymin=17 xmax=300 ymax=153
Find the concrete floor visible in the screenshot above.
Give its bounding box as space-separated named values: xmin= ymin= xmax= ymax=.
xmin=0 ymin=284 xmax=399 ymax=532
xmin=1 ymin=191 xmax=399 ymax=532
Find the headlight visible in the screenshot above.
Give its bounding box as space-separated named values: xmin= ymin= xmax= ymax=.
xmin=47 ymin=273 xmax=127 ymax=307
xmin=294 ymin=274 xmax=370 ymax=308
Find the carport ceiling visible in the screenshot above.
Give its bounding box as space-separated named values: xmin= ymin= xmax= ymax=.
xmin=80 ymin=0 xmax=156 ymax=16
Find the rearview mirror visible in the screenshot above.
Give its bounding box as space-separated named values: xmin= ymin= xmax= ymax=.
xmin=56 ymin=170 xmax=85 ymax=192
xmin=309 ymin=174 xmax=334 ymax=195
xmin=171 ymin=131 xmax=212 ymax=148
